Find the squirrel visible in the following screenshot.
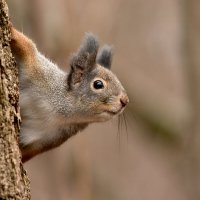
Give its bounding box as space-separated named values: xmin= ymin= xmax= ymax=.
xmin=9 ymin=25 xmax=129 ymax=162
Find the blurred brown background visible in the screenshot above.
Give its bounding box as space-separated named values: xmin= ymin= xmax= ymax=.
xmin=6 ymin=0 xmax=200 ymax=199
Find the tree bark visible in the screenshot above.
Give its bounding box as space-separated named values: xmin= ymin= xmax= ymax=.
xmin=0 ymin=0 xmax=30 ymax=199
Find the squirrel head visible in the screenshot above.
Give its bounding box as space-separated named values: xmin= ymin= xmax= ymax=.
xmin=66 ymin=33 xmax=129 ymax=123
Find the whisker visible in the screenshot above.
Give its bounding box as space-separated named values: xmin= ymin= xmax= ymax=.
xmin=123 ymin=113 xmax=128 ymax=132
xmin=117 ymin=115 xmax=121 ymax=152
xmin=119 ymin=114 xmax=123 ymax=132
xmin=123 ymin=112 xmax=129 ymax=142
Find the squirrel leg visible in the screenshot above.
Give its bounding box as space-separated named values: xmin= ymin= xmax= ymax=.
xmin=10 ymin=24 xmax=42 ymax=78
xmin=10 ymin=25 xmax=36 ymax=62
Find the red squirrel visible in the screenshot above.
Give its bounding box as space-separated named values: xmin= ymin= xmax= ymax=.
xmin=10 ymin=25 xmax=129 ymax=162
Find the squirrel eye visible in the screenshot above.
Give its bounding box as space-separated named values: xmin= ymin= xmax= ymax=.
xmin=93 ymin=80 xmax=104 ymax=89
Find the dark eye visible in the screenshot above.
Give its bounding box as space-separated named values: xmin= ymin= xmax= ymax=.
xmin=93 ymin=80 xmax=104 ymax=89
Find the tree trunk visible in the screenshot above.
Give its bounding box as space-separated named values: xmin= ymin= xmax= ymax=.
xmin=0 ymin=0 xmax=30 ymax=199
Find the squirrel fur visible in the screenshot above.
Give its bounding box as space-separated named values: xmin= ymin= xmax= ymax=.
xmin=10 ymin=25 xmax=129 ymax=162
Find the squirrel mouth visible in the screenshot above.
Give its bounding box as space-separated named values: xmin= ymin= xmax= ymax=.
xmin=105 ymin=108 xmax=124 ymax=115
xmin=106 ymin=110 xmax=118 ymax=115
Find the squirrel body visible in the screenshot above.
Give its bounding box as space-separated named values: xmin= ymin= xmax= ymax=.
xmin=10 ymin=26 xmax=129 ymax=162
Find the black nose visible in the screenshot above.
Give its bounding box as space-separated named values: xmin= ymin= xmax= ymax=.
xmin=120 ymin=95 xmax=129 ymax=107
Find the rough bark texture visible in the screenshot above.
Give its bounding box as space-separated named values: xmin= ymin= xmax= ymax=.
xmin=0 ymin=0 xmax=30 ymax=199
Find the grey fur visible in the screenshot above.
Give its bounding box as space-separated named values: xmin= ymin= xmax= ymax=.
xmin=97 ymin=45 xmax=113 ymax=69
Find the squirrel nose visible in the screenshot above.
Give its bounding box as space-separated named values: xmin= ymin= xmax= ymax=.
xmin=120 ymin=94 xmax=129 ymax=107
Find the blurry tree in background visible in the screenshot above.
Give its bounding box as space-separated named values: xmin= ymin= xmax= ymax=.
xmin=5 ymin=0 xmax=200 ymax=200
xmin=181 ymin=1 xmax=200 ymax=199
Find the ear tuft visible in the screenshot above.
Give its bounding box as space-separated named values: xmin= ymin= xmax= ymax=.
xmin=70 ymin=33 xmax=99 ymax=70
xmin=82 ymin=32 xmax=99 ymax=55
xmin=97 ymin=45 xmax=113 ymax=69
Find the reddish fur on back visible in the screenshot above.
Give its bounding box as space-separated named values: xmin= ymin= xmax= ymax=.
xmin=10 ymin=27 xmax=35 ymax=62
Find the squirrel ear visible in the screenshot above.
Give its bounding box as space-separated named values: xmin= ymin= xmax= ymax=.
xmin=71 ymin=32 xmax=99 ymax=71
xmin=97 ymin=45 xmax=113 ymax=69
xmin=67 ymin=33 xmax=99 ymax=88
